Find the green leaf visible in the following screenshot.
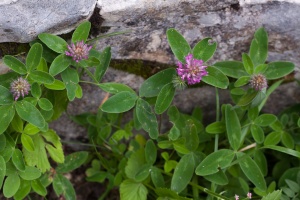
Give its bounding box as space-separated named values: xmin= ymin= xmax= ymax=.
xmin=95 ymin=47 xmax=111 ymax=82
xmin=21 ymin=133 xmax=35 ymax=151
xmin=3 ymin=174 xmax=20 ymax=198
xmin=45 ymin=144 xmax=64 ymax=163
xmin=0 ymin=105 xmax=15 ymax=135
xmin=234 ymin=76 xmax=251 ymax=87
xmin=155 ymin=188 xmax=193 ymax=200
xmin=281 ymin=132 xmax=294 ymax=149
xmin=125 ymin=149 xmax=146 ymax=180
xmin=213 ymin=61 xmax=247 ymax=78
xmin=167 ymin=28 xmax=191 ymax=63
xmin=42 ymin=129 xmax=63 ymax=148
xmin=86 ymin=171 xmax=107 ymax=183
xmin=264 ymin=131 xmax=281 ymax=146
xmin=151 ymin=167 xmax=165 ymax=188
xmin=44 ymin=79 xmax=66 ymax=90
xmin=168 ymin=125 xmax=180 ymax=140
xmin=258 ymin=80 xmax=282 ymax=111
xmin=0 ymin=134 xmax=6 ymax=152
xmin=237 ymin=152 xmax=266 ymax=191
xmin=38 ymin=33 xmax=67 ymax=53
xmin=0 ymin=134 xmax=15 ymax=162
xmin=251 ymin=124 xmax=264 ymax=144
xmin=13 ymin=179 xmax=31 ymax=200
xmin=206 ymin=121 xmax=225 ymax=134
xmin=254 ymin=64 xmax=268 ymax=74
xmin=264 ymin=62 xmax=295 ymax=80
xmin=56 ymin=151 xmax=88 ymax=173
xmin=98 ymin=82 xmax=135 ymax=94
xmin=49 ymin=54 xmax=72 ymax=76
xmin=254 ymin=114 xmax=277 ymax=127
xmin=15 ymin=101 xmax=45 ymax=128
xmin=0 ymin=156 xmax=6 ymax=188
xmin=261 ymin=190 xmax=281 ymax=200
xmin=262 ymin=145 xmax=300 ymax=158
xmin=184 ymin=120 xmax=199 ymax=151
xmin=155 ymin=83 xmax=175 ymax=114
xmin=72 ymin=21 xmax=91 ymax=43
xmin=31 ymin=82 xmax=41 ymax=98
xmin=254 ymin=150 xmax=268 ymax=176
xmin=164 ymin=160 xmax=177 ymax=173
xmin=53 ymin=174 xmax=76 ymax=200
xmin=12 ymin=149 xmax=25 ymax=171
xmin=285 ymin=179 xmax=300 ymax=193
xmin=23 ymin=123 xmax=40 ymax=135
xmin=120 ymin=179 xmax=148 ymax=200
xmin=31 ymin=179 xmax=47 ymax=196
xmin=237 ymin=89 xmax=258 ymax=106
xmin=18 ymin=166 xmax=41 ymax=180
xmin=145 ymin=140 xmax=157 ymax=165
xmin=195 ymin=149 xmax=235 ymax=176
xmin=136 ymin=99 xmax=159 ymax=139
xmin=101 ymin=91 xmax=138 ymax=113
xmin=202 ymin=66 xmax=229 ymax=89
xmin=171 ymin=153 xmax=195 ymax=193
xmin=242 ymin=53 xmax=254 ymax=75
xmin=61 ymin=68 xmax=79 ymax=101
xmin=23 ymin=134 xmax=50 ymax=172
xmin=139 ymin=68 xmax=176 ymax=97
xmin=192 ymin=38 xmax=217 ymax=62
xmin=38 ymin=98 xmax=53 ymax=111
xmin=248 ymin=107 xmax=259 ymax=121
xmin=0 ymin=85 xmax=14 ymax=105
xmin=135 ymin=164 xmax=152 ymax=182
xmin=225 ymin=105 xmax=241 ymax=151
xmin=204 ymin=170 xmax=228 ymax=185
xmin=26 ymin=43 xmax=42 ymax=71
xmin=3 ymin=55 xmax=27 ymax=75
xmin=249 ymin=27 xmax=268 ymax=67
xmin=29 ymin=70 xmax=55 ymax=84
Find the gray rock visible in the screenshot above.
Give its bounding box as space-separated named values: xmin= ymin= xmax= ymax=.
xmin=0 ymin=0 xmax=96 ymax=43
xmin=97 ymin=0 xmax=300 ymax=71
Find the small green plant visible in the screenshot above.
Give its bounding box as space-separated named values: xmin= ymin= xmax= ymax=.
xmin=0 ymin=21 xmax=299 ymax=200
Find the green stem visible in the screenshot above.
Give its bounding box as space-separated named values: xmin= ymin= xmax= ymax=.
xmin=159 ymin=169 xmax=231 ymax=200
xmin=84 ymin=67 xmax=99 ymax=83
xmin=192 ymin=176 xmax=199 ymax=199
xmin=80 ymin=80 xmax=100 ymax=86
xmin=211 ymin=87 xmax=220 ymax=200
xmin=214 ymin=87 xmax=220 ymax=152
xmin=189 ymin=182 xmax=232 ymax=200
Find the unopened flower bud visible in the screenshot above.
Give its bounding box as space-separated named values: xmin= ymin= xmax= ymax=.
xmin=250 ymin=74 xmax=268 ymax=91
xmin=10 ymin=77 xmax=30 ymax=101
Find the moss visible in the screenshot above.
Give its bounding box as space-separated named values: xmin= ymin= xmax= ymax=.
xmin=0 ymin=43 xmax=30 ymax=58
xmin=110 ymin=59 xmax=176 ymax=79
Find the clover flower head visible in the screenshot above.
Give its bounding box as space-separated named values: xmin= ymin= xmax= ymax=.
xmin=250 ymin=74 xmax=268 ymax=91
xmin=10 ymin=77 xmax=30 ymax=101
xmin=65 ymin=40 xmax=92 ymax=62
xmin=235 ymin=194 xmax=239 ymax=200
xmin=247 ymin=192 xmax=252 ymax=199
xmin=176 ymin=54 xmax=208 ymax=85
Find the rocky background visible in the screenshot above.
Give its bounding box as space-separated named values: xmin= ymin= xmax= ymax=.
xmin=0 ymin=0 xmax=300 ymax=142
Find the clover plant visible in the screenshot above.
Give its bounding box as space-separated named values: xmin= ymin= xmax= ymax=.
xmin=0 ymin=21 xmax=299 ymax=200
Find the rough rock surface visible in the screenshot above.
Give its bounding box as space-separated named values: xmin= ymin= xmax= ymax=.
xmin=97 ymin=0 xmax=300 ymax=71
xmin=0 ymin=0 xmax=96 ymax=43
